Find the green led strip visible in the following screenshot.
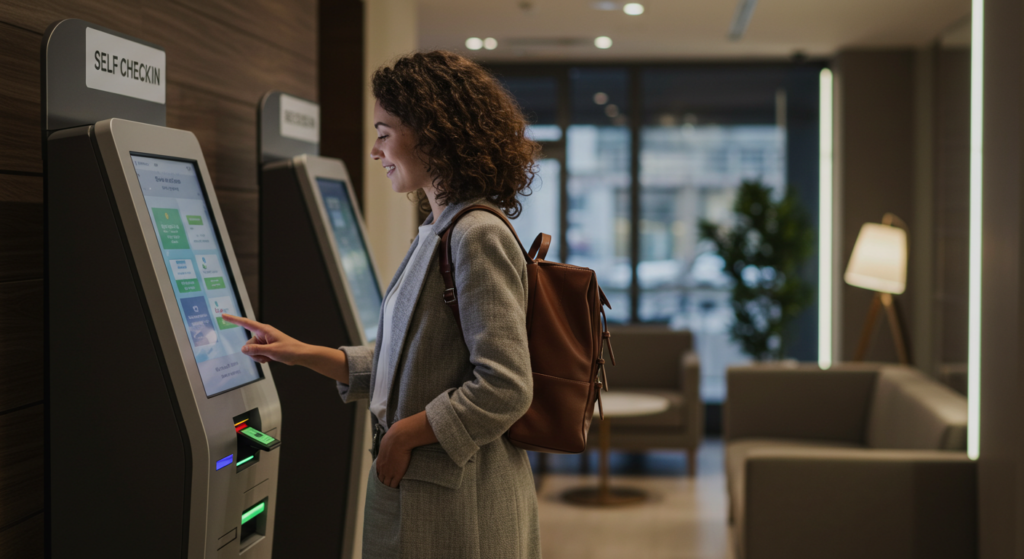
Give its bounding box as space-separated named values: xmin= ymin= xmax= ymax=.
xmin=241 ymin=502 xmax=265 ymax=524
xmin=236 ymin=455 xmax=255 ymax=467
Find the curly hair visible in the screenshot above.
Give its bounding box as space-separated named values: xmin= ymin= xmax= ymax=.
xmin=372 ymin=51 xmax=540 ymax=219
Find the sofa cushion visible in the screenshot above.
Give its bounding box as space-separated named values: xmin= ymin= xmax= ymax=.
xmin=726 ymin=438 xmax=864 ymax=529
xmin=725 ymin=365 xmax=879 ymax=445
xmin=735 ymin=446 xmax=975 ymax=559
xmin=865 ymin=366 xmax=968 ymax=451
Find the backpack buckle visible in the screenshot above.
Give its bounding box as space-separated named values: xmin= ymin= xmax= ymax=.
xmin=442 ymin=288 xmax=457 ymax=304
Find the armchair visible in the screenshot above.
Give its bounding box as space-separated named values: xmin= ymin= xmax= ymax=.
xmin=587 ymin=326 xmax=703 ymax=475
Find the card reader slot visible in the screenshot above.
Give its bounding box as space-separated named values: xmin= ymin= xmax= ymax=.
xmin=234 ymin=408 xmax=264 ymax=472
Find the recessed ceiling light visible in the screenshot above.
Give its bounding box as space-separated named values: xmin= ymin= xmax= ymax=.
xmin=623 ymin=3 xmax=644 ymax=15
xmin=593 ymin=92 xmax=609 ymax=105
xmin=594 ymin=36 xmax=613 ymax=49
xmin=466 ymin=37 xmax=483 ymax=50
xmin=483 ymin=37 xmax=498 ymax=50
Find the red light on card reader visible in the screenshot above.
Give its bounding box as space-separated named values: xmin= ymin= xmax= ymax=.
xmin=235 ymin=423 xmax=247 ymax=433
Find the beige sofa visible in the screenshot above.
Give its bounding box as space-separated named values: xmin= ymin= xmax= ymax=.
xmin=586 ymin=326 xmax=702 ymax=475
xmin=725 ymin=362 xmax=976 ymax=559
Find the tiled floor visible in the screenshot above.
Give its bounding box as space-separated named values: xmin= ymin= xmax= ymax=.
xmin=535 ymin=439 xmax=734 ymax=559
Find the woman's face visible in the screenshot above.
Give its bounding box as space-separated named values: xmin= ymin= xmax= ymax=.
xmin=370 ymin=100 xmax=433 ymax=195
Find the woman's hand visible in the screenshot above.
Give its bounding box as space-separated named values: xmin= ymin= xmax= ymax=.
xmin=376 ymin=429 xmax=413 ymax=488
xmin=220 ymin=314 xmax=350 ymax=383
xmin=375 ymin=411 xmax=440 ymax=488
xmin=220 ymin=314 xmax=308 ymax=366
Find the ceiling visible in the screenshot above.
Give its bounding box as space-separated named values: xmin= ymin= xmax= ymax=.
xmin=418 ymin=0 xmax=971 ymax=62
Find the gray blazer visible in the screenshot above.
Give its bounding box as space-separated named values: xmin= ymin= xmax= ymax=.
xmin=338 ymin=198 xmax=540 ymax=559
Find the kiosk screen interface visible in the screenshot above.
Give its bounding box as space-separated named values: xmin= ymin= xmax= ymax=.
xmin=316 ymin=178 xmax=382 ymax=341
xmin=133 ymin=155 xmax=262 ymax=397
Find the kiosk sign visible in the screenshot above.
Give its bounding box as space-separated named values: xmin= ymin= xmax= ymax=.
xmin=279 ymin=94 xmax=320 ymax=143
xmin=85 ymin=27 xmax=165 ymax=104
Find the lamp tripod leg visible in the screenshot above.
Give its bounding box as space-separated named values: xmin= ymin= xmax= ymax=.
xmin=854 ymin=292 xmax=882 ymax=361
xmin=881 ymin=293 xmax=911 ymax=365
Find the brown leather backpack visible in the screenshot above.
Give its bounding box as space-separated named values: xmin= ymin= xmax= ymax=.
xmin=438 ymin=205 xmax=615 ymax=454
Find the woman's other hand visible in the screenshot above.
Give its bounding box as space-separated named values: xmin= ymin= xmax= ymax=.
xmin=220 ymin=314 xmax=307 ymax=366
xmin=375 ymin=411 xmax=440 ymax=488
xmin=376 ymin=428 xmax=413 ymax=488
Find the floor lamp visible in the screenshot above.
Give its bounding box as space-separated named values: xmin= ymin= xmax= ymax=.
xmin=845 ymin=213 xmax=911 ymax=364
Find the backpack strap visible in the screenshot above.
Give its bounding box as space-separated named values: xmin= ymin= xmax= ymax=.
xmin=527 ymin=233 xmax=552 ymax=260
xmin=437 ymin=205 xmax=532 ymax=334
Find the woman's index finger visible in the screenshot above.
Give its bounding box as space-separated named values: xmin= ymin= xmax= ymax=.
xmin=220 ymin=313 xmax=262 ymax=332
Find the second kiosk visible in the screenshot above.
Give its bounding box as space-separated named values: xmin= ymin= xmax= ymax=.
xmin=258 ymin=92 xmax=380 ymax=559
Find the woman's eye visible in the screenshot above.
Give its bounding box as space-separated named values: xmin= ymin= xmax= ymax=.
xmin=377 ymin=135 xmax=388 ymax=140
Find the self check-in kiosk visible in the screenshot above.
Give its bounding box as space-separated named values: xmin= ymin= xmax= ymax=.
xmin=258 ymin=92 xmax=378 ymax=559
xmin=45 ymin=20 xmax=281 ymax=558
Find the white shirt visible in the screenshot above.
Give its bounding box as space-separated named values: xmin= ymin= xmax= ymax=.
xmin=370 ymin=224 xmax=439 ymax=427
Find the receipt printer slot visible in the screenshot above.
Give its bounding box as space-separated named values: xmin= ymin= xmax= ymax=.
xmin=240 ymin=499 xmax=268 ymax=550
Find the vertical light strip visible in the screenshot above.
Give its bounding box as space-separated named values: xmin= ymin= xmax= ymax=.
xmin=818 ymin=68 xmax=834 ymax=370
xmin=967 ymin=0 xmax=984 ymax=460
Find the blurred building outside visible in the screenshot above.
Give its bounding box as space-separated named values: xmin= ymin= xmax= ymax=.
xmin=507 ymin=66 xmax=808 ymax=403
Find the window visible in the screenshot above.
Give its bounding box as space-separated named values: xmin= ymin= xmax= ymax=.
xmin=492 ymin=64 xmax=821 ymax=403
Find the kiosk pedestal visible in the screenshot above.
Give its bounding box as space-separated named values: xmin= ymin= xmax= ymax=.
xmin=45 ymin=20 xmax=281 ymax=558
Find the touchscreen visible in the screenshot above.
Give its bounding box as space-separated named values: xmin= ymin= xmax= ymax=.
xmin=316 ymin=178 xmax=382 ymax=342
xmin=133 ymin=155 xmax=262 ymax=397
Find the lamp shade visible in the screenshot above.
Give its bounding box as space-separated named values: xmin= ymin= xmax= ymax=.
xmin=844 ymin=222 xmax=907 ymax=294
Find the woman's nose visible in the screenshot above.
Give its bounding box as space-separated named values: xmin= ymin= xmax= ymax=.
xmin=370 ymin=143 xmax=382 ymax=160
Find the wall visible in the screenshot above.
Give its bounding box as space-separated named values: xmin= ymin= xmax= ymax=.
xmin=978 ymin=0 xmax=1024 ymax=555
xmin=362 ymin=0 xmax=421 ymax=280
xmin=933 ymin=46 xmax=971 ymax=366
xmin=321 ymin=0 xmax=366 ymax=203
xmin=0 ymin=1 xmax=318 ymax=554
xmin=834 ymin=50 xmax=917 ymax=363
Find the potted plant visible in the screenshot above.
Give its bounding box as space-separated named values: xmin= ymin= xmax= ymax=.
xmin=698 ymin=180 xmax=814 ymax=360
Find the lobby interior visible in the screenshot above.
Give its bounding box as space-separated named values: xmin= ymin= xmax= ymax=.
xmin=5 ymin=0 xmax=1024 ymax=557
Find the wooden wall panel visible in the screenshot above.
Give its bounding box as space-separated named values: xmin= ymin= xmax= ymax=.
xmin=320 ymin=0 xmax=366 ymax=205
xmin=176 ymin=0 xmax=317 ymax=61
xmin=0 ymin=174 xmax=43 ymax=204
xmin=217 ymin=190 xmax=259 ymax=257
xmin=236 ymin=255 xmax=260 ymax=318
xmin=0 ymin=514 xmax=42 ymax=558
xmin=167 ymin=86 xmax=259 ymax=193
xmin=0 ymin=281 xmax=43 ymax=415
xmin=0 ymin=0 xmax=324 ymax=552
xmin=0 ymin=405 xmax=44 ymax=530
xmin=138 ymin=2 xmax=317 ymax=107
xmin=0 ymin=0 xmax=140 ymax=35
xmin=0 ymin=176 xmax=44 ymax=284
xmin=0 ymin=23 xmax=43 ymax=174
xmin=0 ymin=202 xmax=43 ymax=283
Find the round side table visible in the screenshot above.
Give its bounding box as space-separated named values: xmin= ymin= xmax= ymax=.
xmin=562 ymin=391 xmax=671 ymax=506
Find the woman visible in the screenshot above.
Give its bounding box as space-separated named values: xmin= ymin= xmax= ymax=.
xmin=223 ymin=50 xmax=541 ymax=558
